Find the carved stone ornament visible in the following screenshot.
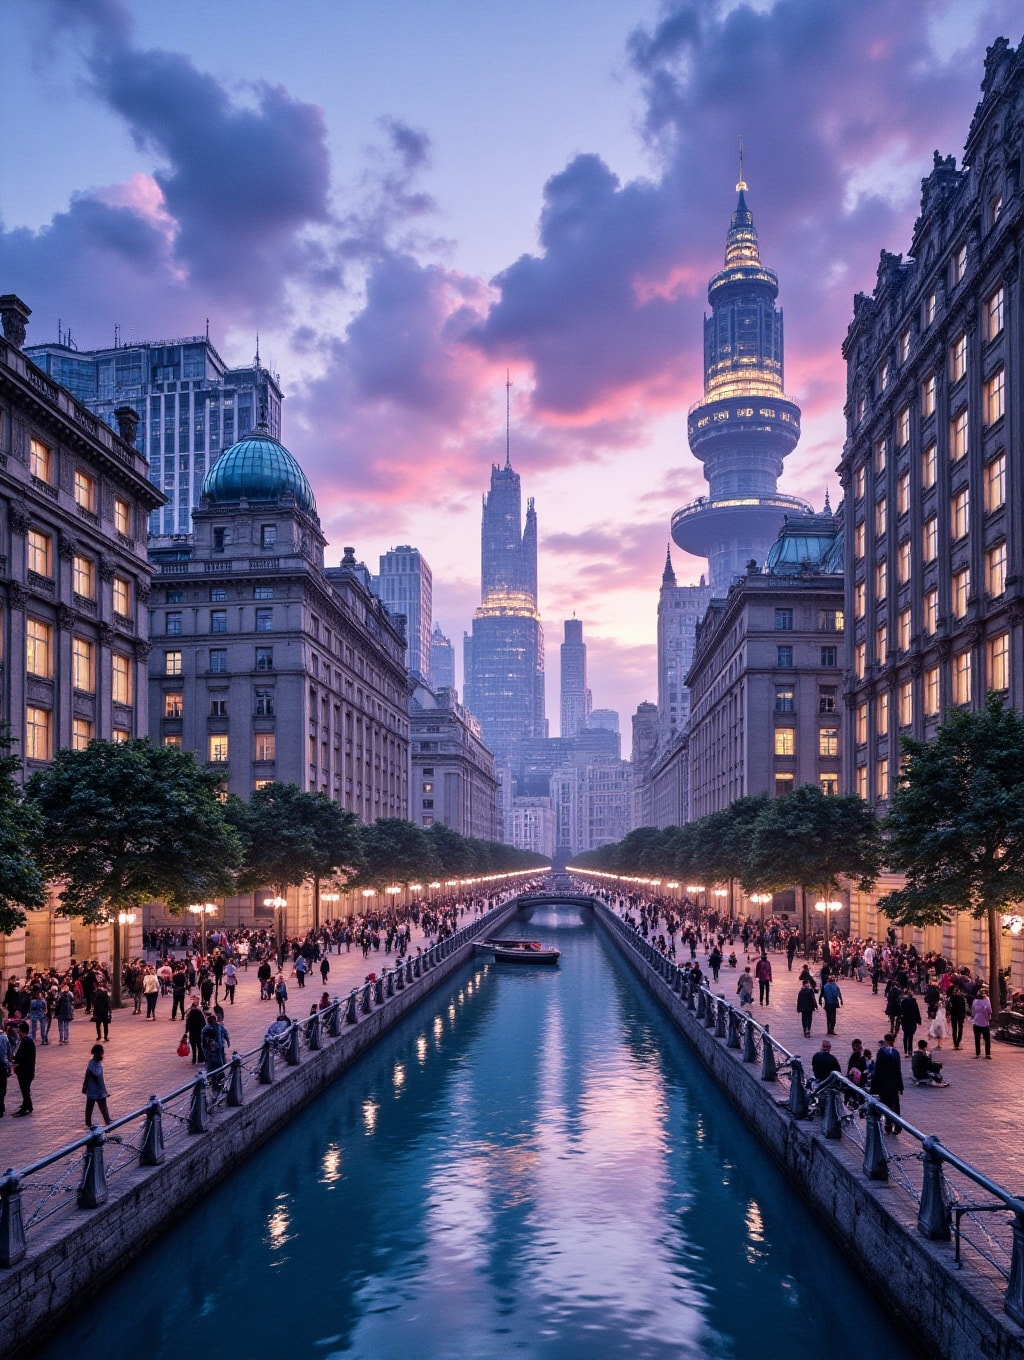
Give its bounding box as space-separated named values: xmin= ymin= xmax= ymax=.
xmin=134 ymin=640 xmax=152 ymax=662
xmin=58 ymin=604 xmax=77 ymax=632
xmin=98 ymin=557 xmax=116 ymax=582
xmin=99 ymin=623 xmax=115 ymax=646
xmin=7 ymin=582 xmax=26 ymax=610
xmin=909 ymin=657 xmax=924 ymax=679
xmin=137 ymin=581 xmax=152 ymax=603
xmin=58 ymin=534 xmax=78 ymax=561
xmin=966 ymin=622 xmax=985 ymax=647
xmin=1007 ymin=602 xmax=1024 ymax=627
xmin=937 ymin=639 xmax=953 ymax=662
xmin=7 ymin=503 xmax=30 ymax=535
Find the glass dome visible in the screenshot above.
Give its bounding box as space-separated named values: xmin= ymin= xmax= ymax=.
xmin=764 ymin=512 xmax=839 ymax=576
xmin=204 ymin=423 xmax=316 ymax=515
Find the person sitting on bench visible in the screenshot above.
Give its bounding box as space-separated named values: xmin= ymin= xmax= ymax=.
xmin=911 ymin=1039 xmax=949 ymax=1086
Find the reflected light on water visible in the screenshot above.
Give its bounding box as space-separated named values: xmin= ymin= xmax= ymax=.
xmin=393 ymin=1063 xmax=406 ymax=1090
xmin=320 ymin=1144 xmax=342 ymax=1185
xmin=416 ymin=1034 xmax=428 ymax=1064
xmin=362 ymin=1099 xmax=379 ymax=1134
xmin=448 ymin=1003 xmax=456 ymax=1022
xmin=745 ymin=1198 xmax=767 ymax=1266
xmin=433 ymin=1015 xmax=444 ymax=1042
xmin=265 ymin=1195 xmax=293 ymax=1252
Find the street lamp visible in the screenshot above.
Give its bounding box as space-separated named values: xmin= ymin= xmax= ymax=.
xmin=112 ymin=910 xmax=136 ymax=1009
xmin=751 ymin=892 xmax=772 ymax=929
xmin=814 ymin=899 xmax=842 ymax=953
xmin=321 ymin=891 xmax=339 ymax=926
xmin=263 ymin=895 xmax=286 ymax=950
xmin=189 ymin=902 xmax=217 ymax=958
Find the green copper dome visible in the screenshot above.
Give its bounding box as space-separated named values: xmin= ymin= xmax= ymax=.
xmin=204 ymin=423 xmax=316 ymax=515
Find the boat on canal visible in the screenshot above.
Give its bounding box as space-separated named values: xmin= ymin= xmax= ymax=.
xmin=479 ymin=937 xmax=561 ymax=965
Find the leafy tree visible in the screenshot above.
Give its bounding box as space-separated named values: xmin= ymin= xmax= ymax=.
xmin=0 ymin=726 xmax=45 ymax=934
xmin=427 ymin=822 xmax=473 ymax=878
xmin=352 ymin=818 xmax=438 ymax=890
xmin=29 ymin=740 xmax=241 ymax=1003
xmin=880 ymin=695 xmax=1024 ymax=998
xmin=692 ymin=794 xmax=771 ymax=892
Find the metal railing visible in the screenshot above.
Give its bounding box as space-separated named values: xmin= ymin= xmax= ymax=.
xmin=605 ymin=905 xmax=1024 ymax=1326
xmin=0 ymin=897 xmax=518 ymax=1269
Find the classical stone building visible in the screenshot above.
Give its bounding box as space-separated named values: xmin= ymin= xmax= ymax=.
xmin=409 ymin=680 xmax=499 ymax=840
xmin=840 ymin=36 xmax=1024 ymax=978
xmin=0 ymin=293 xmax=164 ymax=971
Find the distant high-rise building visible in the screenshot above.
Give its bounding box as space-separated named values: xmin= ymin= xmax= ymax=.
xmin=559 ymin=617 xmax=592 ymax=738
xmin=671 ymin=170 xmax=810 ymax=592
xmin=24 ymin=331 xmax=283 ymax=539
xmin=588 ymin=708 xmax=619 ymax=735
xmin=372 ymin=545 xmax=432 ymax=682
xmin=430 ymin=623 xmax=456 ymax=691
xmin=657 ymin=547 xmax=711 ymax=746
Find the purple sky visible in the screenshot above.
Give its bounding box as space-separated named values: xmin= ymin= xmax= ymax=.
xmin=3 ymin=0 xmax=1020 ymax=741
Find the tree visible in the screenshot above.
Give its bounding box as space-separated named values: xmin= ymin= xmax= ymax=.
xmin=746 ymin=785 xmax=881 ymax=942
xmin=351 ymin=818 xmax=439 ymax=892
xmin=0 ymin=726 xmax=45 ymax=935
xmin=693 ymin=794 xmax=771 ymax=896
xmin=427 ymin=822 xmax=473 ymax=879
xmin=29 ymin=740 xmax=241 ymax=1004
xmin=880 ymin=694 xmax=1024 ymax=998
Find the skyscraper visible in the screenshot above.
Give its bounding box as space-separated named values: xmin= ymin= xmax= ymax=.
xmin=559 ymin=616 xmax=592 ymax=738
xmin=430 ymin=623 xmax=456 ymax=691
xmin=657 ymin=546 xmax=711 ymax=746
xmin=672 ymin=170 xmax=810 ymax=591
xmin=371 ymin=545 xmax=432 ymax=682
xmin=463 ymin=447 xmax=545 ymax=777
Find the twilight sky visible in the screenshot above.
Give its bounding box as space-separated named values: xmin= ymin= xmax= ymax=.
xmin=3 ymin=0 xmax=1019 ymax=743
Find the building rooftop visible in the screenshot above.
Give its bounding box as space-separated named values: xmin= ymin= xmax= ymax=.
xmin=203 ymin=421 xmax=316 ymax=516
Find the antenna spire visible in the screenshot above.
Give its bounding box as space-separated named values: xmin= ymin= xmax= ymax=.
xmin=737 ymin=135 xmax=747 ymax=193
xmin=505 ymin=370 xmax=512 ymax=469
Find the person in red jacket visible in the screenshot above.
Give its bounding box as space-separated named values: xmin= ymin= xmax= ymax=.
xmin=754 ymin=952 xmax=773 ymax=1006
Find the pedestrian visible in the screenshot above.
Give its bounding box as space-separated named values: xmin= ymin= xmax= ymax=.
xmin=754 ymin=952 xmax=772 ymax=1005
xmin=83 ymin=1044 xmax=112 ymax=1127
xmin=143 ymin=967 xmax=159 ymax=1019
xmin=796 ymin=978 xmax=817 ymax=1038
xmin=972 ymin=986 xmax=993 ymax=1058
xmin=0 ymin=1022 xmax=11 ymax=1116
xmin=899 ymin=987 xmax=922 ymax=1057
xmin=200 ymin=1012 xmax=230 ymax=1092
xmin=257 ymin=958 xmax=273 ymax=1001
xmin=927 ymin=1002 xmax=949 ymax=1049
xmin=54 ymin=984 xmax=75 ymax=1044
xmin=29 ymin=989 xmax=48 ymax=1045
xmin=736 ymin=967 xmax=754 ymax=1008
xmin=184 ymin=999 xmax=206 ymax=1064
xmin=320 ymin=955 xmax=330 ymax=986
xmin=947 ymin=985 xmax=967 ymax=1049
xmin=170 ymin=965 xmax=187 ymax=1021
xmin=820 ymin=978 xmax=843 ymax=1035
xmin=275 ymin=974 xmax=288 ymax=1016
xmin=869 ymin=1033 xmax=904 ymax=1134
xmin=223 ymin=961 xmax=238 ymax=1005
xmin=12 ymin=1021 xmax=35 ymax=1116
xmin=295 ymin=955 xmax=308 ymax=989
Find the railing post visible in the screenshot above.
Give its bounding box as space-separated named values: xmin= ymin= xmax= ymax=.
xmin=226 ymin=1053 xmax=244 ymax=1106
xmin=787 ymin=1055 xmax=808 ymax=1114
xmin=727 ymin=1008 xmax=741 ymax=1049
xmin=386 ymin=971 xmax=395 ymax=998
xmin=821 ymin=1083 xmax=844 ymax=1139
xmin=0 ymin=1172 xmax=26 ymax=1267
xmin=187 ymin=1075 xmax=209 ymax=1133
xmin=77 ymin=1129 xmax=109 ymax=1210
xmin=286 ymin=1023 xmax=302 ymax=1067
xmin=704 ymin=994 xmax=716 ymax=1029
xmin=862 ymin=1104 xmax=888 ymax=1180
xmin=360 ymin=983 xmax=372 ymax=1014
xmin=346 ymin=989 xmax=359 ymax=1022
xmin=140 ymin=1097 xmax=166 ymax=1165
xmin=761 ymin=1027 xmax=778 ymax=1082
xmin=406 ymin=958 xmax=414 ymax=985
xmin=374 ymin=976 xmax=385 ymax=1005
xmin=307 ymin=1012 xmax=323 ymax=1051
xmin=686 ymin=976 xmax=697 ymax=1011
xmin=918 ymin=1137 xmax=951 ymax=1241
xmin=696 ymin=988 xmax=707 ymax=1021
xmin=327 ymin=1000 xmax=342 ymax=1037
xmin=413 ymin=955 xmax=422 ymax=978
xmin=715 ymin=1000 xmax=728 ymax=1039
xmin=742 ymin=1018 xmax=758 ymax=1063
xmin=395 ymin=965 xmax=406 ymax=992
xmin=1005 ymin=1213 xmax=1024 ymax=1325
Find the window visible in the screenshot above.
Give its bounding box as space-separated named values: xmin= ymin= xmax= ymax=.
xmin=898 ymin=680 xmax=913 ymax=728
xmin=986 ymin=541 xmax=1007 ymax=597
xmin=875 ymin=558 xmax=887 ymax=598
xmin=898 ymin=329 xmax=911 ymax=364
xmin=72 ymin=636 xmax=95 ymax=693
xmin=163 ymin=735 xmax=182 ymax=749
xmin=165 ymin=650 xmax=182 ymax=676
xmin=213 ymin=527 xmax=227 ymax=552
xmin=211 ymin=609 xmax=227 ymax=634
xmin=72 ymin=718 xmax=93 ymax=751
xmin=952 ymin=567 xmax=970 ymax=619
xmin=208 ymin=734 xmax=229 ymax=764
xmin=210 ymin=648 xmax=228 ymax=674
xmin=876 ymin=623 xmax=888 ymax=663
xmin=114 ymin=498 xmax=131 ymax=537
xmin=422 ymin=782 xmax=434 ymax=794
xmin=255 ymin=688 xmax=275 ymax=716
xmin=896 ymin=406 xmax=910 ymax=448
xmin=818 ymin=609 xmax=843 ymax=632
xmin=922 ymin=516 xmax=937 ymax=563
xmin=255 ymin=608 xmax=273 ymax=633
xmin=112 ymin=652 xmax=132 ymax=706
xmin=818 ymin=686 xmax=837 ymax=713
xmin=166 ymin=610 xmax=182 ymax=636
xmin=166 ymin=589 xmax=183 ymax=604
xmin=820 ymin=773 xmax=839 ymax=797
xmin=27 ymin=529 xmax=52 ymax=576
xmin=775 ymin=608 xmax=793 ymax=631
xmin=26 ymin=706 xmax=51 ymax=762
xmin=985 ymin=287 xmax=1005 ymax=341
xmin=951 ymin=487 xmax=969 ymax=540
xmin=991 ymin=194 xmax=1003 ymax=225
xmin=774 ymin=688 xmax=794 ymax=713
xmin=923 ymin=292 xmax=936 ymax=328
xmin=897 ymin=539 xmax=911 ymax=586
xmin=953 ymin=649 xmax=972 ymax=706
xmin=856 ymin=765 xmax=868 ymax=800
xmin=855 ymin=705 xmax=867 ymax=745
xmin=775 ymin=773 xmax=794 ymax=797
xmin=875 ymin=497 xmax=887 ymax=536
xmin=255 ymin=732 xmax=276 ymax=762
xmin=924 ymin=666 xmax=940 ymax=717
xmin=820 ymin=646 xmax=837 ymax=668
xmin=260 ymin=524 xmax=277 ymax=548
xmin=72 ymin=554 xmax=95 ymax=601
xmin=879 ymin=359 xmax=890 ymax=392
xmin=255 ymin=779 xmax=273 ymax=792
xmin=210 ymin=586 xmax=227 ymax=603
xmin=254 ymin=586 xmax=274 ymax=600
xmin=255 ymin=647 xmax=274 ymax=671
xmin=950 ymin=409 xmax=968 ymax=462
xmin=819 ymin=727 xmax=839 ymax=758
xmin=854 ymin=581 xmax=866 ymax=619
xmin=897 ymin=470 xmax=910 ymax=516
xmin=897 ymin=609 xmax=911 ymax=652
xmin=949 ymin=334 xmax=967 ymax=384
xmin=989 ymin=633 xmax=1010 ymax=692
xmin=921 ymin=374 xmax=936 ymax=419
xmin=74 ymin=470 xmax=96 ymax=513
xmin=876 ymin=757 xmax=890 ymax=802
xmin=876 ymin=690 xmax=889 ymax=734
xmin=854 ymin=641 xmax=866 ymax=679
xmin=776 ymin=646 xmax=793 ymax=667
xmin=29 ymin=438 xmax=52 ymax=483
xmin=875 ymin=438 xmax=887 ymax=474
xmin=26 ymin=618 xmax=52 ymax=678
xmin=113 ymin=576 xmax=131 ymax=617
xmin=922 ymin=442 xmax=936 ymax=489
xmin=164 ymin=691 xmax=183 ymax=719
xmin=924 ymin=588 xmax=938 ymax=635
xmin=952 ymin=242 xmax=967 ymax=285
xmin=854 ymin=464 xmax=866 ymax=499
xmin=774 ymin=728 xmax=795 ymax=757
xmin=854 ymin=521 xmax=866 ymax=560
xmin=984 ymin=367 xmax=1005 ymax=426
xmin=984 ymin=452 xmax=1006 ymax=512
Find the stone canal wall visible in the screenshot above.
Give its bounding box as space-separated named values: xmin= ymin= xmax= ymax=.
xmin=0 ymin=906 xmax=517 ymax=1360
xmin=593 ymin=900 xmax=1024 ymax=1360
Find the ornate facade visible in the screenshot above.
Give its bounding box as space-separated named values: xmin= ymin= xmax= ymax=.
xmin=409 ymin=680 xmax=499 ymax=840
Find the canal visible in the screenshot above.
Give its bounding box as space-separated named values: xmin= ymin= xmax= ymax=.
xmin=41 ymin=905 xmax=917 ymax=1359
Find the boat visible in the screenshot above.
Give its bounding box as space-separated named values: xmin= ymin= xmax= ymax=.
xmin=480 ymin=937 xmax=561 ymax=965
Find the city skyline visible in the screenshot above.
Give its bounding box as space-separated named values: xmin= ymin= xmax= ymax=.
xmin=3 ymin=0 xmax=1019 ymax=732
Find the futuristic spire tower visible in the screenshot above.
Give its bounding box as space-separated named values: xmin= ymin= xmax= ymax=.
xmin=672 ymin=170 xmax=810 ymax=592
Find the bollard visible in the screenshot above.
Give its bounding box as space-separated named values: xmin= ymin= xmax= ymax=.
xmin=406 ymin=958 xmax=415 ymax=985
xmin=286 ymin=1023 xmax=302 ymax=1067
xmin=223 ymin=1052 xmax=244 ymax=1107
xmin=862 ymin=1104 xmax=888 ymax=1181
xmin=327 ymin=1000 xmax=342 ymax=1037
xmin=761 ymin=1028 xmax=778 ymax=1082
xmin=386 ymin=971 xmax=395 ymax=998
xmin=346 ymin=989 xmax=359 ymax=1022
xmin=696 ymin=988 xmax=707 ymax=1021
xmin=1006 ymin=1213 xmax=1024 ymax=1326
xmin=308 ymin=1012 xmax=323 ymax=1051
xmin=140 ymin=1098 xmax=166 ymax=1165
xmin=0 ymin=1172 xmax=26 ymax=1267
xmin=821 ymin=1083 xmax=844 ymax=1139
xmin=742 ymin=1017 xmax=758 ymax=1063
xmin=787 ymin=1056 xmax=809 ymax=1115
xmin=918 ymin=1138 xmax=951 ymax=1241
xmin=727 ymin=1009 xmax=741 ymax=1049
xmin=704 ymin=995 xmax=716 ymax=1029
xmin=395 ymin=965 xmax=406 ymax=991
xmin=686 ymin=978 xmax=697 ymax=1012
xmin=413 ymin=955 xmax=422 ymax=978
xmin=187 ymin=1075 xmax=209 ymax=1133
xmin=715 ymin=1001 xmax=728 ymax=1039
xmin=374 ymin=976 xmax=384 ymax=1006
xmin=77 ymin=1129 xmax=110 ymax=1209
xmin=360 ymin=983 xmax=372 ymax=1015
xmin=258 ymin=1040 xmax=275 ymax=1084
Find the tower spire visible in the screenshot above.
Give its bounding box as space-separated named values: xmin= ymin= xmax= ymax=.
xmin=662 ymin=544 xmax=677 ymax=587
xmin=737 ymin=135 xmax=746 ymax=193
xmin=505 ymin=370 xmax=512 ymax=469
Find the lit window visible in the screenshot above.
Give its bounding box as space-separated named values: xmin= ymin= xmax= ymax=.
xmin=876 ymin=623 xmax=888 ymax=663
xmin=113 ymin=576 xmax=132 ymax=617
xmin=991 ymin=194 xmax=1003 ymax=225
xmin=72 ymin=718 xmax=93 ymax=751
xmin=29 ymin=438 xmax=52 ymax=483
xmin=856 ymin=394 xmax=866 ymax=426
xmin=952 ymin=567 xmax=970 ymax=619
xmin=986 ymin=541 xmax=1007 ymax=597
xmin=875 ymin=497 xmax=887 ymax=537
xmin=774 ymin=728 xmax=794 ymax=756
xmin=774 ymin=688 xmax=794 ymax=713
xmin=924 ymin=589 xmax=938 ymax=634
xmin=984 ymin=368 xmax=1005 ymax=426
xmin=953 ymin=650 xmax=972 ymax=706
xmin=255 ymin=608 xmax=274 ymax=633
xmin=819 ymin=686 xmax=837 ymax=713
xmin=854 ymin=464 xmax=866 ymax=499
xmin=952 ymin=243 xmax=967 ymax=285
xmin=898 ymin=680 xmax=913 ymax=728
xmin=985 ymin=287 xmax=1005 ymax=341
xmin=112 ymin=652 xmax=132 ymax=706
xmin=950 ymin=409 xmax=968 ymax=461
xmin=26 ymin=618 xmax=52 ymax=678
xmin=950 ymin=334 xmax=967 ymax=384
xmin=951 ymin=487 xmax=969 ymax=540
xmin=164 ymin=691 xmax=183 ymax=719
xmin=875 ymin=558 xmax=887 ymax=599
xmin=211 ymin=609 xmax=227 ymax=634
xmin=255 ymin=779 xmax=273 ymax=791
xmin=875 ymin=438 xmax=887 ymax=474
xmin=820 ymin=773 xmax=839 ymax=797
xmin=989 ymin=633 xmax=1010 ymax=692
xmin=854 ymin=641 xmax=866 ymax=679
xmin=111 ymin=728 xmax=129 ymax=745
xmin=210 ymin=648 xmax=228 ymax=674
xmin=855 ymin=705 xmax=867 ymax=745
xmin=208 ymin=734 xmax=229 ymax=764
xmin=114 ymin=498 xmax=131 ymax=537
xmin=819 ymin=727 xmax=839 ymax=758
xmin=776 ymin=646 xmax=793 ymax=667
xmin=775 ymin=609 xmax=793 ymax=631
xmin=921 ymin=374 xmax=936 ymax=419
xmin=922 ymin=516 xmax=937 ymax=563
xmin=896 ymin=406 xmax=910 ymax=448
xmin=255 ymin=732 xmax=276 ymax=762
xmin=924 ymin=666 xmax=940 ymax=717
xmin=26 ymin=706 xmax=51 ymax=762
xmin=856 ymin=765 xmax=868 ymax=800
xmin=897 ymin=471 xmax=910 ymax=516
xmin=877 ymin=689 xmax=889 ymax=732
xmin=74 ymin=470 xmax=96 ymax=513
xmin=164 ymin=735 xmax=182 ymax=749
xmin=898 ymin=609 xmax=911 ymax=652
xmin=27 ymin=530 xmax=52 ymax=576
xmin=898 ymin=329 xmax=910 ymax=364
xmin=923 ymin=292 xmax=936 ymax=328
xmin=72 ymin=636 xmax=95 ymax=693
xmin=876 ymin=757 xmax=889 ymax=801
xmin=879 ymin=359 xmax=890 ymax=392
xmin=854 ymin=521 xmax=866 ymax=559
xmin=854 ymin=581 xmax=866 ymax=619
xmin=984 ymin=452 xmax=1006 ymax=512
xmin=818 ymin=609 xmax=843 ymax=632
xmin=775 ymin=773 xmax=794 ymax=797
xmin=922 ymin=443 xmax=936 ymax=489
xmin=897 ymin=539 xmax=911 ymax=586
xmin=73 ymin=554 xmax=95 ymax=601
xmin=165 ymin=650 xmax=182 ymax=676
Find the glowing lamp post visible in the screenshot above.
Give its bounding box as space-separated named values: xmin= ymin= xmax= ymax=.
xmin=686 ymin=885 xmax=705 ymax=907
xmin=189 ymin=902 xmax=217 ymax=958
xmin=712 ymin=887 xmax=728 ymax=917
xmin=750 ymin=892 xmax=772 ymax=928
xmin=321 ymin=891 xmax=340 ymax=925
xmin=264 ymin=896 xmax=287 ymax=949
xmin=112 ymin=910 xmax=136 ymax=1008
xmin=814 ymin=899 xmax=842 ymax=952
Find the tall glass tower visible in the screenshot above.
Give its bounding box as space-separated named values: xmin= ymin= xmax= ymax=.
xmin=672 ymin=172 xmax=810 ymax=592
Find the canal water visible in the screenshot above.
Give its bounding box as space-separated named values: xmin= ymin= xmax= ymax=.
xmin=41 ymin=906 xmax=917 ymax=1359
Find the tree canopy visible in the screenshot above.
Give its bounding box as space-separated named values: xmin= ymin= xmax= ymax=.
xmin=229 ymin=783 xmax=364 ymax=896
xmin=0 ymin=726 xmax=46 ymax=934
